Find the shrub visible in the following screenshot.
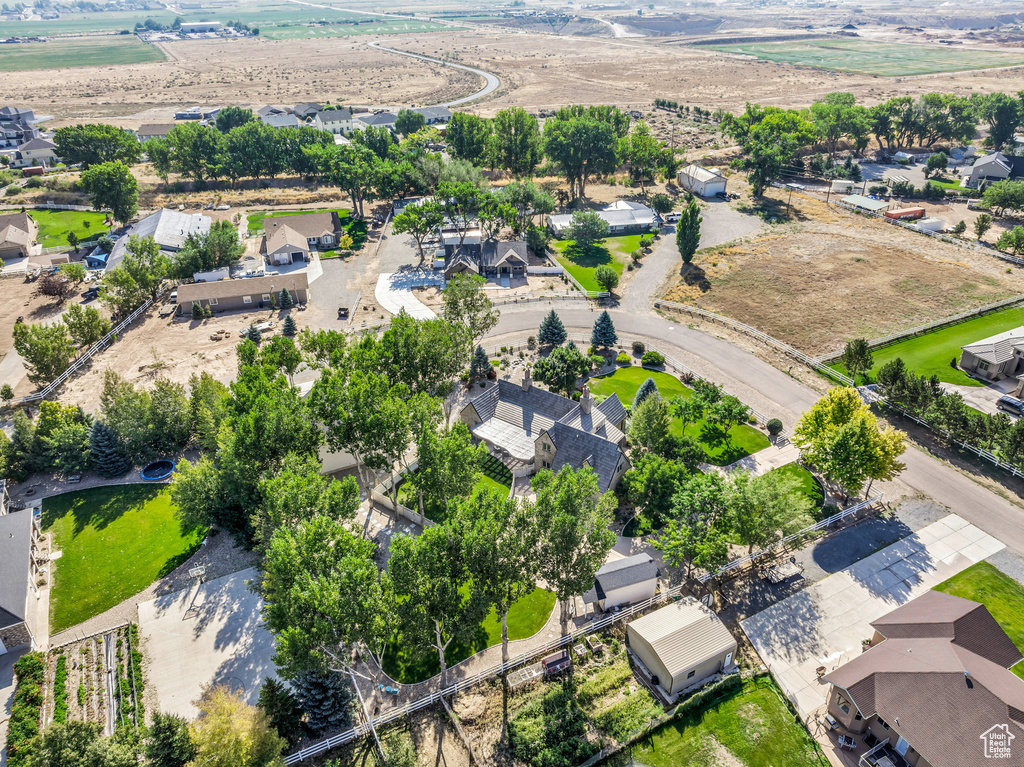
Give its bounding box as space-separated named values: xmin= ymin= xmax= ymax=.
xmin=632 ymin=341 xmax=645 ymax=355
xmin=6 ymin=652 xmax=46 ymax=767
xmin=5 ymin=186 xmax=20 ymax=196
xmin=52 ymin=654 xmax=69 ymax=723
xmin=616 ymin=352 xmax=630 ymax=364
xmin=527 ymin=335 xmax=536 ymax=350
xmin=766 ymin=418 xmax=783 ymax=436
xmin=641 ymin=350 xmax=665 ymax=366
xmin=508 ymin=686 xmax=597 ymax=767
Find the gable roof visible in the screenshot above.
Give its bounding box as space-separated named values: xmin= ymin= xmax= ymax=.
xmin=413 ymin=106 xmax=452 ymax=121
xmin=961 ymin=325 xmax=1024 ymax=365
xmin=445 ymin=247 xmax=479 ymax=275
xmin=105 ymin=208 xmax=211 ymax=272
xmin=356 ymin=112 xmax=397 ymax=127
xmin=177 ymin=271 xmax=308 ymax=303
xmin=264 ymin=211 xmax=339 ymax=240
xmin=263 ymin=113 xmax=300 ymax=129
xmin=316 ymin=108 xmax=353 ymax=122
xmin=628 ymin=600 xmax=737 ymax=679
xmin=593 ymin=554 xmax=658 ymax=598
xmin=547 ymin=421 xmax=625 ymax=492
xmin=680 ymin=164 xmax=724 ymax=184
xmin=257 ymin=105 xmax=287 ymax=118
xmin=265 ymin=224 xmax=308 ymax=255
xmin=825 ymin=591 xmax=1024 ymax=767
xmin=0 ymin=509 xmax=35 ymax=629
xmin=481 ymin=239 xmax=527 ymax=269
xmin=137 ymin=123 xmax=176 ymax=138
xmin=17 ymin=137 xmax=55 ymax=152
xmin=0 ymin=211 xmax=33 ymax=250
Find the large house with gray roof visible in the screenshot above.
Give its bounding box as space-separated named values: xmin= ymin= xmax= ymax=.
xmin=459 ymin=367 xmax=630 ymax=491
xmin=548 ymin=200 xmax=657 ymax=238
xmin=959 ymin=326 xmax=1024 ymax=394
xmin=824 ymin=590 xmax=1024 ymax=767
xmin=0 ymin=506 xmax=43 ymax=652
xmin=90 ymin=208 xmax=211 ymax=271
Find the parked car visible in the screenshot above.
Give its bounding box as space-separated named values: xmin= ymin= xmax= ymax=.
xmin=664 ymin=212 xmax=682 ymax=223
xmin=997 ymin=396 xmax=1024 ymax=417
xmin=82 ymin=287 xmax=98 ymax=300
xmin=715 ymin=191 xmax=728 ymax=200
xmin=169 ymin=289 xmax=178 ymax=303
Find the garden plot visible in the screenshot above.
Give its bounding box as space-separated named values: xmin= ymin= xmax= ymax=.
xmin=664 ymin=189 xmax=1024 ymax=355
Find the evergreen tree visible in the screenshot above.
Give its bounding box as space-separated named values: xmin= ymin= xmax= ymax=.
xmin=538 ymin=309 xmax=567 ymax=347
xmin=146 ymin=711 xmax=196 ymax=767
xmin=258 ymin=677 xmax=305 ymax=747
xmin=676 ymin=198 xmax=702 ymax=264
xmin=279 ymin=288 xmax=294 ymax=309
xmin=633 ymin=377 xmax=659 ymax=409
xmin=292 ymin=669 xmax=354 ymax=735
xmin=88 ymin=420 xmax=131 ymax=478
xmin=590 ymin=310 xmax=617 ymax=348
xmin=191 ymin=303 xmax=205 ymax=320
xmin=282 ymin=314 xmax=297 ymax=336
xmin=469 ymin=344 xmax=490 ymax=380
xmin=245 ymin=324 xmax=262 ymax=344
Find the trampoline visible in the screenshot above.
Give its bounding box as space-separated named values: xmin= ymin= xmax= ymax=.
xmin=140 ymin=460 xmax=176 ymax=481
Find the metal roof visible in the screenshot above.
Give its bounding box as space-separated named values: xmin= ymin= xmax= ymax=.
xmin=105 ymin=209 xmax=211 ymax=272
xmin=628 ymin=600 xmax=736 ymax=680
xmin=841 ymin=194 xmax=890 ymax=212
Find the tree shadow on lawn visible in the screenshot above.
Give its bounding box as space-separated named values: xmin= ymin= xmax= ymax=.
xmin=42 ymin=483 xmax=169 ymax=536
xmin=692 ymin=423 xmax=757 ymax=466
xmin=562 ymin=242 xmax=614 ymax=269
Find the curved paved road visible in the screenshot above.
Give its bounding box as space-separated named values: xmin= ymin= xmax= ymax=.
xmin=365 ymin=41 xmax=501 ymax=107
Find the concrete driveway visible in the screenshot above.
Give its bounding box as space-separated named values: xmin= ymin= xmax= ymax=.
xmin=138 ymin=567 xmax=279 ymax=718
xmin=741 ymin=513 xmax=1004 ymax=719
xmin=941 ymin=381 xmax=1019 ymax=418
xmin=375 ymin=270 xmax=442 ymax=320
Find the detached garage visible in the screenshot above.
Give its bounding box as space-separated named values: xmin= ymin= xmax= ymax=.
xmin=677 ymin=165 xmax=727 ymax=198
xmin=627 ymin=599 xmax=737 ymax=701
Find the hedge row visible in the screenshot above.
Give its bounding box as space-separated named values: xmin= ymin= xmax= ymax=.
xmin=6 ymin=652 xmax=46 ymax=767
xmin=52 ymin=654 xmax=68 ymax=724
xmin=675 ymin=672 xmax=743 ymax=719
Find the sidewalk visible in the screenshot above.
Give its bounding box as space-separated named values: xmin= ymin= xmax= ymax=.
xmin=702 ymin=441 xmax=801 ymax=477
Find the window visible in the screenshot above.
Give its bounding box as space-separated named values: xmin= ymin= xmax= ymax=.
xmin=322 ymin=235 xmax=334 ymax=245
xmin=543 ymin=442 xmax=551 ymax=452
xmin=979 ymin=361 xmax=990 ymax=372
xmin=835 ymin=693 xmax=851 ymax=715
xmin=243 ymin=296 xmax=252 ymax=304
xmin=878 ymin=717 xmax=890 ymax=731
xmin=686 ymin=670 xmax=695 ymax=679
xmin=209 ymin=297 xmax=218 ymax=306
xmin=262 ymin=294 xmax=271 ymax=302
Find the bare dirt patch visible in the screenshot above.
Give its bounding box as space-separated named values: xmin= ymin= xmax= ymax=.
xmin=663 ymin=190 xmax=1024 ymax=354
xmin=55 ymin=306 xmax=309 ymax=414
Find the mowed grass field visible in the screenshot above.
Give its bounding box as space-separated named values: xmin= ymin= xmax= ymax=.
xmin=0 ymin=36 xmax=165 ymax=72
xmin=935 ymin=562 xmax=1024 ymax=680
xmin=43 ymin=485 xmax=206 ymax=633
xmin=710 ymin=38 xmax=1024 ymax=77
xmin=587 ymin=366 xmax=770 ymax=465
xmin=28 ymin=209 xmax=109 ymax=248
xmin=552 ymin=234 xmax=641 ymax=292
xmin=830 ymin=305 xmax=1024 ymax=387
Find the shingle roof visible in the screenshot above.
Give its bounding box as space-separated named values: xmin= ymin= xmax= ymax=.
xmin=594 ymin=554 xmax=658 ymax=597
xmin=481 ymin=239 xmax=527 ymax=269
xmin=0 ymin=508 xmax=34 ymax=630
xmin=17 ymin=137 xmax=54 ymax=151
xmin=356 ymin=112 xmax=397 ymax=127
xmin=177 ymin=271 xmax=308 ymax=303
xmin=263 ymin=113 xmax=300 ymax=129
xmin=105 ymin=209 xmax=211 ymax=272
xmin=257 ymin=105 xmax=287 ymax=118
xmin=413 ymin=106 xmax=452 ymax=121
xmin=137 ymin=123 xmax=175 ymax=138
xmin=0 ymin=211 xmax=33 ymax=250
xmin=547 ymin=421 xmax=624 ymax=492
xmin=445 ymin=247 xmax=479 ymax=275
xmin=961 ymin=325 xmax=1024 ymax=365
xmin=824 ymin=591 xmax=1024 ymax=767
xmin=596 ymin=394 xmax=627 ymax=427
xmin=628 ymin=600 xmax=737 ymax=679
xmin=265 ymin=224 xmax=308 ymax=255
xmin=264 ymin=211 xmax=338 ymax=240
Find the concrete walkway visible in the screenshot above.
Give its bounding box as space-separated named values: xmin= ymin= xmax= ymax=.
xmin=374 ymin=270 xmax=441 ymax=320
xmin=703 ymin=442 xmax=801 ymax=477
xmin=741 ymin=513 xmax=1004 ymax=719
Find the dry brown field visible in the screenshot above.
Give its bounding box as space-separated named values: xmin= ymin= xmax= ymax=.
xmin=663 ymin=190 xmax=1024 ymax=354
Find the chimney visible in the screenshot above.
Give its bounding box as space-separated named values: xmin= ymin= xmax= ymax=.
xmin=522 ymin=365 xmax=532 ymax=392
xmin=580 ymin=385 xmax=593 ymax=414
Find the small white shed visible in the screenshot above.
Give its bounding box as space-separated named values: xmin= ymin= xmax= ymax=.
xmin=677 ymin=165 xmax=727 ymax=198
xmin=583 ymin=554 xmax=658 ymax=612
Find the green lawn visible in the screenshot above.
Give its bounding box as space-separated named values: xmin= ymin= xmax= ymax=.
xmin=709 ymin=38 xmax=1024 ymax=77
xmin=766 ymin=463 xmax=824 ymax=512
xmin=631 ymin=676 xmax=825 ymax=767
xmin=43 ymin=485 xmax=206 ymax=634
xmin=382 ymin=586 xmax=556 ymax=684
xmin=28 ymin=209 xmax=109 ymax=249
xmin=935 ymin=562 xmax=1024 ymax=681
xmin=248 ymin=207 xmax=367 ymax=250
xmin=0 ymin=36 xmax=165 ymax=72
xmin=396 ymin=458 xmax=511 ymax=524
xmin=552 ymin=234 xmax=642 ymax=292
xmin=830 ymin=305 xmax=1024 ymax=387
xmin=588 ymin=367 xmax=770 ymax=465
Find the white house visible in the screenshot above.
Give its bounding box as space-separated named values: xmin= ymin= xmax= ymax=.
xmin=11 ymin=137 xmax=58 ymax=169
xmin=677 ymin=164 xmax=727 ymax=198
xmin=548 ymin=200 xmax=657 ymax=238
xmin=583 ymin=554 xmax=658 ymax=612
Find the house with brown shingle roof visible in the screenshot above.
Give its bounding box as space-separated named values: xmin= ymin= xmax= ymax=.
xmin=0 ymin=211 xmax=36 ymax=260
xmin=824 ymin=590 xmax=1024 ymax=767
xmin=262 ymin=212 xmax=342 ymax=265
xmin=137 ymin=123 xmax=176 ymax=142
xmin=176 ymin=271 xmax=308 ymax=314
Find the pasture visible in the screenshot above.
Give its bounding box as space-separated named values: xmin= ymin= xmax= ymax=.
xmin=709 ymin=39 xmax=1024 ymax=77
xmin=0 ymin=36 xmax=165 ymax=72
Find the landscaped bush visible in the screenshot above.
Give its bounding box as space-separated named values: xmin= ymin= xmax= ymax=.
xmin=766 ymin=418 xmax=783 ymax=436
xmin=616 ymin=352 xmax=630 ymax=364
xmin=52 ymin=654 xmax=69 ymax=723
xmin=6 ymin=652 xmax=46 ymax=767
xmin=508 ymin=686 xmax=598 ymax=767
xmin=641 ymin=351 xmax=665 ymax=367
xmin=632 ymin=341 xmax=646 ymax=355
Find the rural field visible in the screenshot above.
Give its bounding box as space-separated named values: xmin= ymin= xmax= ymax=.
xmin=830 ymin=305 xmax=1024 ymax=386
xmin=709 ymin=38 xmax=1024 ymax=77
xmin=663 ymin=190 xmax=1024 ymax=355
xmin=0 ymin=36 xmax=165 ymax=72
xmin=259 ymin=19 xmax=456 ymax=40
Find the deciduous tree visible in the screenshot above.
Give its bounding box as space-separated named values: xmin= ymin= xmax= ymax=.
xmin=491 ymin=107 xmax=542 ymax=178
xmin=188 ymin=685 xmax=287 ymax=767
xmin=78 ymin=160 xmax=138 ymax=226
xmin=12 ymin=321 xmax=75 ymax=385
xmin=392 ymin=199 xmax=445 ymax=262
xmin=675 ymin=198 xmax=702 ymax=263
xmin=839 ymin=338 xmax=873 ymax=384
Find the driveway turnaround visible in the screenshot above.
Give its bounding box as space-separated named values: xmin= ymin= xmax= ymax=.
xmin=138 ymin=568 xmax=278 ymax=718
xmin=375 ymin=271 xmax=442 ymax=320
xmin=741 ymin=513 xmax=1004 ymax=719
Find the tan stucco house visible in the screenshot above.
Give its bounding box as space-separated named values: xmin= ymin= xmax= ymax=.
xmin=0 ymin=211 xmax=37 ymax=260
xmin=262 ymin=212 xmax=343 ymax=265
